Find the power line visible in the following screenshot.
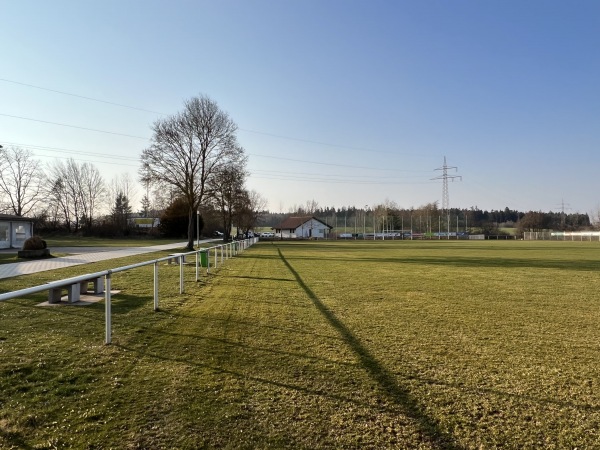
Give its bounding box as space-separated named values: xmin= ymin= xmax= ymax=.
xmin=0 ymin=113 xmax=149 ymax=140
xmin=5 ymin=139 xmax=425 ymax=176
xmin=35 ymin=153 xmax=139 ymax=168
xmin=251 ymin=168 xmax=427 ymax=179
xmin=2 ymin=141 xmax=140 ymax=162
xmin=0 ymin=78 xmax=165 ymax=115
xmin=1 ymin=77 xmax=432 ymax=157
xmin=249 ymin=153 xmax=430 ymax=172
xmin=249 ymin=173 xmax=435 ymax=185
xmin=239 ymin=128 xmax=392 ymax=155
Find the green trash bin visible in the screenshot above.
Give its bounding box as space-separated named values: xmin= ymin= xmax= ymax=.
xmin=200 ymin=250 xmax=209 ymax=267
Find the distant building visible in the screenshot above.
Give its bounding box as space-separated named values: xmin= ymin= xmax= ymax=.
xmin=272 ymin=216 xmax=333 ymax=239
xmin=130 ymin=217 xmax=161 ymax=229
xmin=0 ymin=214 xmax=34 ymax=249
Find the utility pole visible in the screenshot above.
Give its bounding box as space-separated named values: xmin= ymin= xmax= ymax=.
xmin=432 ymin=156 xmax=462 ymax=238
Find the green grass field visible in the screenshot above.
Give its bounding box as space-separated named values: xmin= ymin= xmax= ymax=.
xmin=1 ymin=240 xmax=600 ymax=449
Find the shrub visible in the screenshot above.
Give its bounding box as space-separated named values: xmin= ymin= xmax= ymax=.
xmin=22 ymin=236 xmax=47 ymax=250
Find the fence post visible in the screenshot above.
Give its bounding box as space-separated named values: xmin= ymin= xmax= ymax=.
xmin=153 ymin=262 xmax=159 ymax=311
xmin=214 ymin=247 xmax=218 ymax=269
xmin=179 ymin=255 xmax=184 ymax=294
xmin=207 ymin=249 xmax=211 ymax=275
xmin=221 ymin=245 xmax=224 ymax=264
xmin=105 ymin=271 xmax=112 ymax=345
xmin=195 ymin=250 xmax=199 ymax=282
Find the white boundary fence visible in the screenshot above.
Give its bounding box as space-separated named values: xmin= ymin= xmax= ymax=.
xmin=524 ymin=231 xmax=600 ymax=241
xmin=0 ymin=237 xmax=258 ymax=344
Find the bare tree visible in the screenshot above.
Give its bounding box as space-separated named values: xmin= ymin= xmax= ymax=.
xmin=236 ymin=190 xmax=268 ymax=235
xmin=80 ymin=163 xmax=106 ymax=231
xmin=46 ymin=159 xmax=105 ymax=233
xmin=109 ymin=173 xmax=138 ymax=213
xmin=0 ymin=146 xmax=44 ymax=216
xmin=46 ymin=159 xmax=81 ymax=232
xmin=151 ymin=184 xmax=176 ymax=216
xmin=140 ymin=95 xmax=245 ymax=249
xmin=305 ymin=199 xmax=319 ymax=215
xmin=209 ymin=162 xmax=247 ymax=240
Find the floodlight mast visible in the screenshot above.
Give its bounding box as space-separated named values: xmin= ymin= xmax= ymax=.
xmin=432 ymin=156 xmax=462 ymax=239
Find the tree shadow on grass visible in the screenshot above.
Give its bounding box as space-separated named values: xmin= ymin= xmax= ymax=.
xmin=276 ymin=246 xmax=463 ymax=450
xmin=226 ymin=275 xmax=295 ymax=283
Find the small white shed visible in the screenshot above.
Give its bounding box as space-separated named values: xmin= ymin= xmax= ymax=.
xmin=273 ymin=216 xmax=333 ymax=239
xmin=0 ymin=214 xmax=34 ymax=249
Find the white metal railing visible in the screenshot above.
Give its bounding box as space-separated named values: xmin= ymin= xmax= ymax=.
xmin=0 ymin=237 xmax=259 ymax=344
xmin=524 ymin=231 xmax=600 ymax=241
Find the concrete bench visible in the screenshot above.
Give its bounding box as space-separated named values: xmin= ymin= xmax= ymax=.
xmin=48 ymin=276 xmax=105 ymax=304
xmin=167 ymin=253 xmax=187 ymax=265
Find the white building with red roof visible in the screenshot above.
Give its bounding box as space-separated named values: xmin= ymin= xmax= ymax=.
xmin=272 ymin=216 xmax=333 ymax=239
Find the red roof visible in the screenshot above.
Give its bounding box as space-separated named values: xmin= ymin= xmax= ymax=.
xmin=273 ymin=216 xmax=332 ymax=230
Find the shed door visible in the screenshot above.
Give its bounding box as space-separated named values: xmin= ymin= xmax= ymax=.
xmin=12 ymin=223 xmax=30 ymax=248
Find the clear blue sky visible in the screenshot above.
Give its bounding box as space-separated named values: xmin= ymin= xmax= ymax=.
xmin=2 ymin=0 xmax=599 ymax=215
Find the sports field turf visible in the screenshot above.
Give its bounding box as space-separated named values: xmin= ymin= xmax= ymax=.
xmin=1 ymin=240 xmax=599 ymax=448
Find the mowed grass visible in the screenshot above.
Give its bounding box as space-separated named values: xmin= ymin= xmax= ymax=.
xmin=1 ymin=240 xmax=600 ymax=448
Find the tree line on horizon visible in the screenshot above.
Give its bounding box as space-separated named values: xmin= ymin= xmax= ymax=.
xmin=259 ymin=201 xmax=592 ymax=236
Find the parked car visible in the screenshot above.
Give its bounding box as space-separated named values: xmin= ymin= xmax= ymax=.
xmin=260 ymin=232 xmax=274 ymax=238
xmin=213 ymin=231 xmax=224 ymax=237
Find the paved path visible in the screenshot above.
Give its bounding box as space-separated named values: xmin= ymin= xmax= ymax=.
xmin=0 ymin=241 xmax=217 ymax=280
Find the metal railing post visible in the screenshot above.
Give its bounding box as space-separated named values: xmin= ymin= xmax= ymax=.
xmin=195 ymin=250 xmax=199 ymax=282
xmin=179 ymin=255 xmax=184 ymax=294
xmin=214 ymin=247 xmax=218 ymax=269
xmin=105 ymin=272 xmax=112 ymax=345
xmin=153 ymin=262 xmax=159 ymax=311
xmin=206 ymin=249 xmax=210 ymax=274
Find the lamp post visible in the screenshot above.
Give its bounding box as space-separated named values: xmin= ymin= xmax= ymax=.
xmin=363 ymin=205 xmax=367 ymax=238
xmin=196 ymin=210 xmax=200 ymax=248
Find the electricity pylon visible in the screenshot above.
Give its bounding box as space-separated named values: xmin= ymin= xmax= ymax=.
xmin=432 ymin=156 xmax=462 ymax=213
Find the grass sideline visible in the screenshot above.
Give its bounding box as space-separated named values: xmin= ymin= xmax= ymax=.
xmin=1 ymin=240 xmax=600 ymax=448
